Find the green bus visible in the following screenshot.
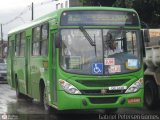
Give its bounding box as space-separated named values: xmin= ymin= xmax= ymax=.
xmin=7 ymin=7 xmax=144 ymax=112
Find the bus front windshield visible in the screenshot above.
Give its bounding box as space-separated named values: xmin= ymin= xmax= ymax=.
xmin=60 ymin=29 xmax=141 ymax=75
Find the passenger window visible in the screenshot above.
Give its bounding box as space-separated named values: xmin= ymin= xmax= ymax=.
xmin=7 ymin=37 xmax=12 ymax=57
xmin=15 ymin=34 xmax=20 ymax=56
xmin=32 ymin=26 xmax=40 ymax=56
xmin=19 ymin=32 xmax=25 ymax=56
xmin=41 ymin=24 xmax=48 ymax=56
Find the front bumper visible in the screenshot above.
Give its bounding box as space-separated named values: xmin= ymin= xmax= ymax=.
xmin=56 ymin=88 xmax=143 ymax=110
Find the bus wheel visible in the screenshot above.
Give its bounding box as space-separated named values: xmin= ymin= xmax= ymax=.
xmin=104 ymin=108 xmax=118 ymax=113
xmin=15 ymin=77 xmax=25 ymax=99
xmin=43 ymin=87 xmax=52 ymax=113
xmin=144 ymin=78 xmax=158 ymax=109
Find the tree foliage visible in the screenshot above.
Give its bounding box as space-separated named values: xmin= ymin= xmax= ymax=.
xmin=79 ymin=0 xmax=116 ymax=6
xmin=113 ymin=0 xmax=159 ymax=28
xmin=79 ymin=0 xmax=160 ymax=28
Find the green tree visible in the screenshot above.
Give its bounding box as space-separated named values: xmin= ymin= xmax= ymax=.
xmin=79 ymin=0 xmax=116 ymax=6
xmin=113 ymin=0 xmax=160 ymax=27
xmin=79 ymin=0 xmax=160 ymax=27
xmin=79 ymin=0 xmax=93 ymax=6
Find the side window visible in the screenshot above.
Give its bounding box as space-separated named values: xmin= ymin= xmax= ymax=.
xmin=15 ymin=34 xmax=20 ymax=56
xmin=20 ymin=32 xmax=25 ymax=56
xmin=41 ymin=24 xmax=48 ymax=56
xmin=32 ymin=26 xmax=40 ymax=56
xmin=7 ymin=37 xmax=12 ymax=57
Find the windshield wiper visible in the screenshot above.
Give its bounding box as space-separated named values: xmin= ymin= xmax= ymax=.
xmin=79 ymin=26 xmax=96 ymax=46
xmin=118 ymin=26 xmax=127 ymax=52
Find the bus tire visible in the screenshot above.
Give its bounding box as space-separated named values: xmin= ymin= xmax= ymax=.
xmin=15 ymin=76 xmax=25 ymax=99
xmin=42 ymin=86 xmax=52 ymax=113
xmin=144 ymin=78 xmax=158 ymax=110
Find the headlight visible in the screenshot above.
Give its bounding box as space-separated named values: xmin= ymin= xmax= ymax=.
xmin=125 ymin=78 xmax=143 ymax=93
xmin=59 ymin=79 xmax=81 ymax=94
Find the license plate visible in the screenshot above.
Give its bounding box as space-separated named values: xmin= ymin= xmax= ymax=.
xmin=109 ymin=86 xmax=127 ymax=90
xmin=128 ymin=98 xmax=141 ymax=103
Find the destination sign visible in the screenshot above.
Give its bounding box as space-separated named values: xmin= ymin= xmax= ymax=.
xmin=61 ymin=11 xmax=139 ymax=26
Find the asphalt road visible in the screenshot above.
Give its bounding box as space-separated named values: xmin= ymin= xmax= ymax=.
xmin=1 ymin=84 xmax=160 ymax=120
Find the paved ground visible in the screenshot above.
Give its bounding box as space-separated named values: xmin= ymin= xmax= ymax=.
xmin=0 ymin=84 xmax=160 ymax=120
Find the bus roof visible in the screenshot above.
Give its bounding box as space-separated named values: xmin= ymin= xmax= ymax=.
xmin=8 ymin=7 xmax=137 ymax=35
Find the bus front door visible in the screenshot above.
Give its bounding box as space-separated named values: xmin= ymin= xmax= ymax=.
xmin=50 ymin=32 xmax=57 ymax=104
xmin=25 ymin=36 xmax=31 ymax=95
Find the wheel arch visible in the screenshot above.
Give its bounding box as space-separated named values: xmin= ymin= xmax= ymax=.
xmin=14 ymin=73 xmax=18 ymax=88
xmin=39 ymin=78 xmax=45 ymax=103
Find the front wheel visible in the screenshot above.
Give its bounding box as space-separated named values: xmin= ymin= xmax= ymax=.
xmin=15 ymin=77 xmax=25 ymax=99
xmin=42 ymin=87 xmax=62 ymax=114
xmin=144 ymin=78 xmax=158 ymax=109
xmin=42 ymin=87 xmax=52 ymax=113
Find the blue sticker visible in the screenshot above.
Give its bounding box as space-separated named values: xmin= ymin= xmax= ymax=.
xmin=92 ymin=63 xmax=103 ymax=74
xmin=127 ymin=59 xmax=138 ymax=69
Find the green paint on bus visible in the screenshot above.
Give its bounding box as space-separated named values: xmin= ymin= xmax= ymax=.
xmin=7 ymin=7 xmax=144 ymax=111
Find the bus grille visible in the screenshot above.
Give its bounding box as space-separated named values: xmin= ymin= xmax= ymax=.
xmin=80 ymin=90 xmax=125 ymax=95
xmin=88 ymin=97 xmax=118 ymax=104
xmin=76 ymin=79 xmax=128 ymax=87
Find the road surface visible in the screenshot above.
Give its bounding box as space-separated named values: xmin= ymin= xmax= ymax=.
xmin=0 ymin=84 xmax=160 ymax=120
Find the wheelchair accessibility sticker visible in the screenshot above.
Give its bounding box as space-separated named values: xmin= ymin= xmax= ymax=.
xmin=92 ymin=63 xmax=103 ymax=74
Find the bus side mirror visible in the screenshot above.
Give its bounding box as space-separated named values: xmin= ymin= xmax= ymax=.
xmin=55 ymin=32 xmax=61 ymax=48
xmin=141 ymin=30 xmax=147 ymax=57
xmin=141 ymin=29 xmax=150 ymax=42
xmin=142 ymin=36 xmax=146 ymax=57
xmin=158 ymin=40 xmax=160 ymax=45
xmin=55 ymin=40 xmax=60 ymax=48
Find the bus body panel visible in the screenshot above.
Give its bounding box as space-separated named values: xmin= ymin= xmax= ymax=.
xmin=57 ymin=89 xmax=143 ymax=110
xmin=14 ymin=57 xmax=26 ymax=94
xmin=48 ymin=30 xmax=58 ymax=105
